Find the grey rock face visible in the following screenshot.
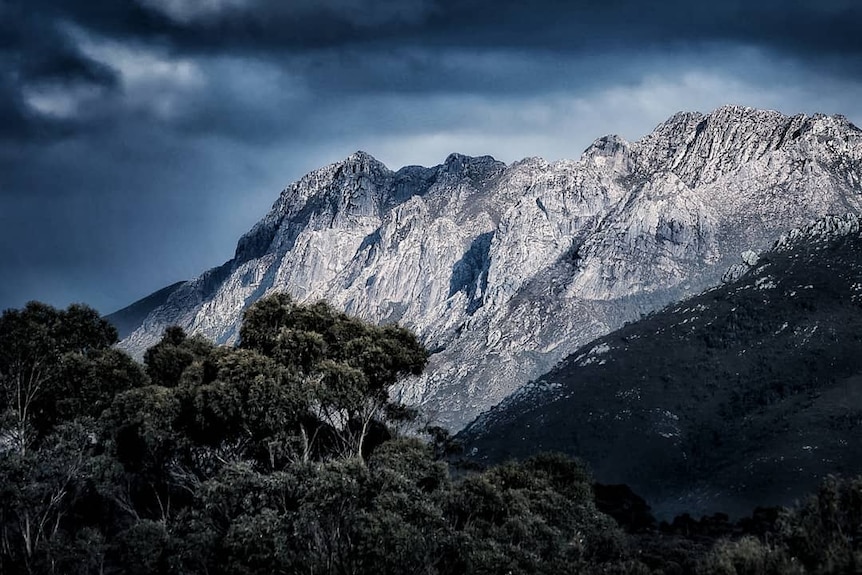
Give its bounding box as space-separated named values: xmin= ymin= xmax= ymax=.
xmin=120 ymin=106 xmax=862 ymax=431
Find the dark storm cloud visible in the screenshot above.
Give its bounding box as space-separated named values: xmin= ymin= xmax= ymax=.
xmin=475 ymin=1 xmax=862 ymax=55
xmin=6 ymin=0 xmax=861 ymax=72
xmin=0 ymin=0 xmax=118 ymax=142
xmin=3 ymin=0 xmax=860 ymax=130
xmin=28 ymin=0 xmax=439 ymax=52
xmin=2 ymin=0 xmax=858 ymax=146
xmin=25 ymin=0 xmax=862 ymax=56
xmin=1 ymin=0 xmax=862 ymax=314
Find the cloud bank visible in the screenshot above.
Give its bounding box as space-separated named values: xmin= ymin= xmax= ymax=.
xmin=1 ymin=0 xmax=861 ymax=312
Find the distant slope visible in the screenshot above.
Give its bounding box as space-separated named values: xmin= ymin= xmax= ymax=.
xmin=460 ymin=215 xmax=862 ymax=518
xmin=105 ymin=281 xmax=185 ymax=340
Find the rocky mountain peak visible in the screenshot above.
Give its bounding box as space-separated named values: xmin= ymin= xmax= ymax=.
xmin=438 ymin=153 xmax=506 ymax=187
xmin=340 ymin=150 xmax=389 ymax=176
xmin=633 ymin=106 xmax=811 ymax=187
xmin=653 ymin=109 xmax=706 ymax=133
xmin=581 ymin=134 xmax=633 ymax=174
xmin=633 ymin=106 xmax=862 ymax=189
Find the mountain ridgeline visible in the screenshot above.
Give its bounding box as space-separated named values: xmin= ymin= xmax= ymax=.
xmin=112 ymin=106 xmax=862 ymax=430
xmin=459 ymin=214 xmax=862 ymax=518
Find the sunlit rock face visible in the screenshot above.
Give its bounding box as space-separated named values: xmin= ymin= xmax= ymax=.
xmin=118 ymin=106 xmax=862 ymax=431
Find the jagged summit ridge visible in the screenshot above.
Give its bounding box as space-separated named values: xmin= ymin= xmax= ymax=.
xmin=119 ymin=106 xmax=862 ymax=430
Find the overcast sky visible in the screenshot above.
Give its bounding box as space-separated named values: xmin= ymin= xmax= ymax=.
xmin=1 ymin=0 xmax=861 ymax=314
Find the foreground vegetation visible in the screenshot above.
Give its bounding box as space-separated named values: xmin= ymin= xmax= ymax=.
xmin=1 ymin=295 xmax=861 ymax=574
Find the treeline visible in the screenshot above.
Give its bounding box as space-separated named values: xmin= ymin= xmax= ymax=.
xmin=0 ymin=295 xmax=861 ymax=574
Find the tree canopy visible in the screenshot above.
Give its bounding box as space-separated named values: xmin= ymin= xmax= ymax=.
xmin=2 ymin=295 xmax=862 ymax=574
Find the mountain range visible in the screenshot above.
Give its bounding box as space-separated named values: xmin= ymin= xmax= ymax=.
xmin=111 ymin=105 xmax=862 ymax=431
